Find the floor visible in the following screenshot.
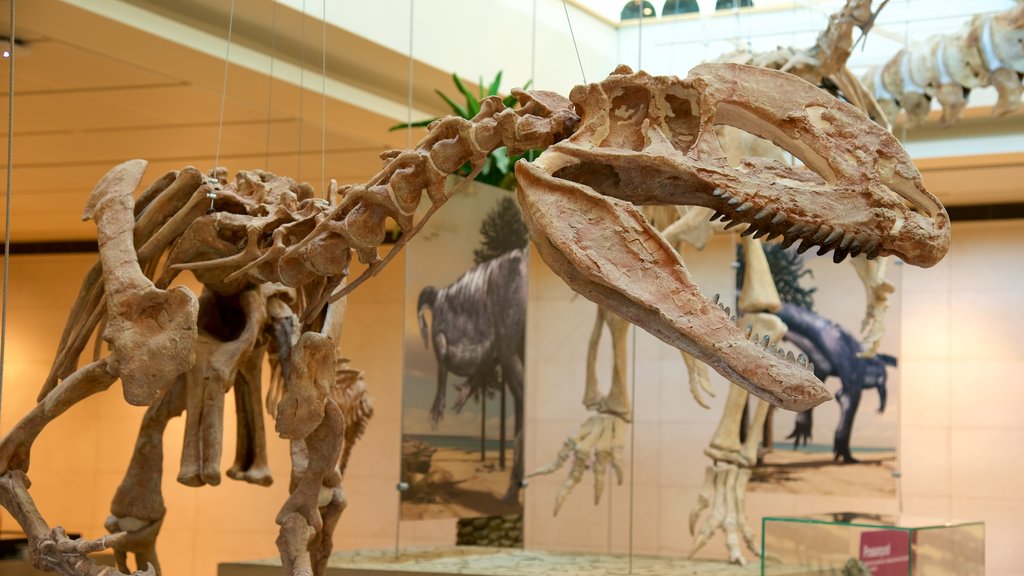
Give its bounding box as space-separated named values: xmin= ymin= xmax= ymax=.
xmin=219 ymin=546 xmax=813 ymax=576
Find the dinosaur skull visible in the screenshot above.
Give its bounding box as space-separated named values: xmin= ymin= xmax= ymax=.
xmin=516 ymin=63 xmax=950 ymax=412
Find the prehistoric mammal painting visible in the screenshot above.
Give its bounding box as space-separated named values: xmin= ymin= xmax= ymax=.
xmin=402 ymin=185 xmax=526 ymax=520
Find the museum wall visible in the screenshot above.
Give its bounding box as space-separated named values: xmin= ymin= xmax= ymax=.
xmin=0 ymin=252 xmax=418 ymax=576
xmin=899 ymin=218 xmax=1024 ymax=576
xmin=1 ymin=218 xmax=1023 ymax=574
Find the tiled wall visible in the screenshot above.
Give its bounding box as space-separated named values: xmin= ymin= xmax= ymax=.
xmin=1 ymin=218 xmax=1022 ymax=575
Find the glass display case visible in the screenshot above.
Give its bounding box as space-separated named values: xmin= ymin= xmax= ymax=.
xmin=761 ymin=513 xmax=984 ymax=576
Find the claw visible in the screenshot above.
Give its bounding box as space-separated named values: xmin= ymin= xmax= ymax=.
xmin=529 ymin=413 xmax=627 ymax=516
xmin=688 ymin=462 xmax=760 ymax=565
xmin=682 ymin=351 xmax=714 ymax=410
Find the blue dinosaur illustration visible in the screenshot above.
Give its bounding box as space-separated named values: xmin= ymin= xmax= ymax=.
xmin=775 ymin=303 xmax=896 ymax=463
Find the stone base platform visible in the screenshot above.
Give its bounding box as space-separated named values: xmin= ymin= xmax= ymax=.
xmin=219 ymin=546 xmax=811 ymax=576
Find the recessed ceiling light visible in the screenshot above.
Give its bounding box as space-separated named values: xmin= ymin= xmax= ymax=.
xmin=0 ymin=37 xmax=29 ymax=59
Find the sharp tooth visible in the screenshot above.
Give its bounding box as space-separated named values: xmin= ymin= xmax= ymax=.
xmin=723 ymin=220 xmax=742 ymax=231
xmin=839 ymin=232 xmax=854 ymax=250
xmin=771 ymin=213 xmax=787 ymax=225
xmin=745 ymin=323 xmax=753 ymax=337
xmin=727 ymin=197 xmax=742 ymax=206
xmin=761 ymin=335 xmax=770 ymax=348
xmin=781 ymin=235 xmax=799 ymax=249
xmin=741 ymin=226 xmax=757 ymax=237
xmin=816 ymin=244 xmax=831 ymax=256
xmin=723 ymin=306 xmax=731 ymax=317
xmin=786 ymin=351 xmax=795 ymax=362
xmin=812 ymin=225 xmax=831 ymax=243
xmin=863 ymin=237 xmax=880 ymax=254
xmin=754 ymin=207 xmax=772 ymax=220
xmin=712 ymin=293 xmax=720 ymax=304
xmin=753 ymin=228 xmax=769 ymax=240
xmin=711 ymin=210 xmax=726 ymax=222
xmin=866 ymin=251 xmax=878 ymax=260
xmin=712 ymin=189 xmax=725 ymax=198
xmin=730 ymin=315 xmax=737 ymax=323
xmin=796 ymin=239 xmax=815 ymax=254
xmin=752 ymin=332 xmax=760 ymax=343
xmin=735 ymin=201 xmax=753 ymax=213
xmin=808 ymin=361 xmax=814 ymax=373
xmin=797 ymin=353 xmax=807 ymax=366
xmin=823 ymin=229 xmax=843 ymax=246
xmin=849 ymin=232 xmax=867 ymax=252
xmin=768 ymin=344 xmax=778 ymax=353
xmin=833 ymin=249 xmax=849 ymax=264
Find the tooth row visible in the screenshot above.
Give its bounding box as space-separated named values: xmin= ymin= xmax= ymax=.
xmin=709 ymin=189 xmax=882 ymax=262
xmin=711 ymin=293 xmax=736 ymax=321
xmin=742 ymin=322 xmax=814 ymax=373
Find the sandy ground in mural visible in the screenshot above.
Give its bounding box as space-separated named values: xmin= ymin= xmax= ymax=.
xmin=402 ymin=447 xmax=520 ymax=520
xmin=750 ymin=448 xmax=897 ymax=497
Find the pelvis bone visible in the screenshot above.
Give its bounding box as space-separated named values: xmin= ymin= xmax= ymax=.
xmin=83 ymin=160 xmax=199 ymax=407
xmin=517 ymin=63 xmax=950 ymax=411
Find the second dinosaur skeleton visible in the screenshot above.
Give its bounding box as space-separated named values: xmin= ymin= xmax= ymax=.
xmin=865 ymin=2 xmax=1024 ymax=126
xmin=0 ymin=61 xmax=947 ymax=576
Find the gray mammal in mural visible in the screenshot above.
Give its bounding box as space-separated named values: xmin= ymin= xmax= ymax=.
xmin=775 ymin=303 xmax=896 ymax=463
xmin=417 ymin=247 xmax=527 ymax=501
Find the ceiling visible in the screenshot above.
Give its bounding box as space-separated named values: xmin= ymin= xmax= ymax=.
xmin=0 ymin=0 xmax=1021 ymax=243
xmin=0 ymin=0 xmax=454 ymax=242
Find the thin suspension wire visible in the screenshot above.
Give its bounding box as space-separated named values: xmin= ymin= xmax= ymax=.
xmin=631 ymin=12 xmax=643 ymax=568
xmin=321 ymin=0 xmax=327 ymax=196
xmin=0 ymin=0 xmax=17 ymax=435
xmin=395 ymin=0 xmax=415 ymax=560
xmin=531 ymin=0 xmax=537 ymax=85
xmin=297 ymin=0 xmax=307 ymax=178
xmin=264 ymin=1 xmax=278 ymax=167
xmin=405 ymin=0 xmax=414 ymax=149
xmin=637 ymin=0 xmax=643 ymax=70
xmin=213 ymin=0 xmax=237 ymax=176
xmin=628 ymin=327 xmax=637 ymax=574
xmin=561 ymin=0 xmax=586 ymax=84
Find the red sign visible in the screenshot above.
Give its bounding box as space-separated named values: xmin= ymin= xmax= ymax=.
xmin=859 ymin=529 xmax=910 ymax=575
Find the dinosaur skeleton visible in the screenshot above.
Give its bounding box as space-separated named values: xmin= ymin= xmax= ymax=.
xmin=0 ymin=61 xmax=947 ymax=576
xmin=864 ymin=2 xmax=1024 ymax=127
xmin=529 ymin=0 xmax=951 ymax=565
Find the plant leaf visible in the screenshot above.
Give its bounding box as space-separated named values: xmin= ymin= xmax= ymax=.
xmin=451 ymin=74 xmax=480 ymax=117
xmin=435 ymin=89 xmax=468 ymax=118
xmin=491 ymin=146 xmax=510 ymax=175
xmin=502 ymin=94 xmax=519 ymax=108
xmin=478 ymin=74 xmax=485 ymax=101
xmin=487 ymin=71 xmax=503 ymax=96
xmin=388 ymin=118 xmax=437 ymax=131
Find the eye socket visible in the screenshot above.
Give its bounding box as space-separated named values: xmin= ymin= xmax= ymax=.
xmin=663 ymin=90 xmax=700 ymax=154
xmin=602 ymin=86 xmax=650 ymax=151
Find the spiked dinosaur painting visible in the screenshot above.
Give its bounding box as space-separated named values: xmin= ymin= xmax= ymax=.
xmin=0 ymin=61 xmax=949 ymax=576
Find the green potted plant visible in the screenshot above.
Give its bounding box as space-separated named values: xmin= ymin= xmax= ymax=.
xmin=391 ymin=71 xmax=534 ymax=191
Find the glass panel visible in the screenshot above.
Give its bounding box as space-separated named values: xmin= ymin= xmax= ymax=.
xmin=763 ymin=515 xmax=984 ymax=576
